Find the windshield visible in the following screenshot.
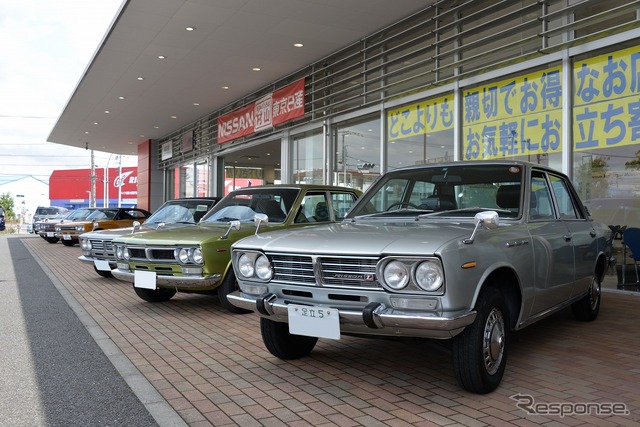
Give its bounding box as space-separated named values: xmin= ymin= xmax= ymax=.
xmin=86 ymin=209 xmax=118 ymax=220
xmin=145 ymin=200 xmax=216 ymax=224
xmin=36 ymin=207 xmax=65 ymax=216
xmin=348 ymin=164 xmax=524 ymax=219
xmin=201 ymin=188 xmax=300 ymax=224
xmin=67 ymin=209 xmax=94 ymax=220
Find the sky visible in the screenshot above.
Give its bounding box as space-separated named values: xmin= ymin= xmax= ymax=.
xmin=0 ymin=0 xmax=133 ymax=185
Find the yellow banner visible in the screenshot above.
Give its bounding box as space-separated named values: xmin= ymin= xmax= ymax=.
xmin=463 ymin=110 xmax=563 ymax=160
xmin=573 ymin=46 xmax=640 ymax=151
xmin=462 ymin=67 xmax=563 ymax=160
xmin=387 ymin=94 xmax=454 ymax=140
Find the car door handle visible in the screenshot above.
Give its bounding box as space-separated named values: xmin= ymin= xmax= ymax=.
xmin=563 ymin=234 xmax=572 ymax=242
xmin=590 ymin=230 xmax=596 ymax=238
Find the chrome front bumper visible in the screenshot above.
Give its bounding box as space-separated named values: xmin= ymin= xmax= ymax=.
xmin=78 ymin=255 xmax=117 ymax=267
xmin=111 ymin=268 xmax=221 ymax=289
xmin=227 ymin=291 xmax=477 ymax=339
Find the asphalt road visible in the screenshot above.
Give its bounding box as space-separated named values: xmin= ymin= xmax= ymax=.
xmin=0 ymin=235 xmax=163 ymax=427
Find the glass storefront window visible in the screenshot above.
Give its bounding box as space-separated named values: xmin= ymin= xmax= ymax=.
xmin=387 ymin=93 xmax=455 ymax=170
xmin=196 ymin=162 xmax=208 ymax=197
xmin=224 ymin=166 xmax=264 ymax=195
xmin=334 ymin=115 xmax=381 ymax=192
xmin=572 ymin=45 xmax=640 ymax=228
xmin=292 ymin=129 xmax=323 ymax=185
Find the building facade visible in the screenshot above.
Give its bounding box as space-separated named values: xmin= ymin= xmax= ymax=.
xmin=150 ymin=0 xmax=640 ymax=228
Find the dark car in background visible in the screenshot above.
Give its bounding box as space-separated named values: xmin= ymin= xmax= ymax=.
xmin=31 ymin=206 xmax=69 ymax=234
xmin=79 ymin=197 xmax=220 ymax=277
xmin=35 ymin=208 xmax=97 ymax=243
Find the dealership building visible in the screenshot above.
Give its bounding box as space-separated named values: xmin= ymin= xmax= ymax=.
xmin=48 ymin=1 xmax=640 ymax=276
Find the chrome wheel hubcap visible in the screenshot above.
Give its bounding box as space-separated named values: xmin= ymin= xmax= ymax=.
xmin=483 ymin=308 xmax=505 ymax=375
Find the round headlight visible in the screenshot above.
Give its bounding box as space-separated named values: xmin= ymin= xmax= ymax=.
xmin=123 ymin=247 xmax=131 ymax=261
xmin=255 ymin=255 xmax=273 ymax=280
xmin=178 ymin=248 xmax=190 ymax=264
xmin=192 ymin=248 xmax=204 ymax=265
xmin=80 ymin=239 xmax=92 ymax=250
xmin=237 ymin=253 xmax=255 ymax=279
xmin=414 ymin=261 xmax=444 ymax=291
xmin=383 ymin=260 xmax=410 ymax=290
xmin=76 ymin=225 xmax=85 ymax=231
xmin=55 ymin=226 xmax=61 ymax=232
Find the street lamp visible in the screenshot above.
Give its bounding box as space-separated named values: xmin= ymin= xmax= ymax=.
xmin=103 ymin=153 xmax=118 ymax=208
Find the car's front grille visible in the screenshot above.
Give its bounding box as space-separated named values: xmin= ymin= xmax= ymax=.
xmin=58 ymin=225 xmax=77 ymax=232
xmin=268 ymin=253 xmax=381 ymax=289
xmin=127 ymin=246 xmax=176 ymax=262
xmin=90 ymin=239 xmax=113 ymax=251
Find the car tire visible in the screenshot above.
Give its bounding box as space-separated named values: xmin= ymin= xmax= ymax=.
xmin=261 ymin=317 xmax=318 ymax=360
xmin=217 ymin=270 xmax=252 ymax=314
xmin=61 ymin=240 xmax=76 ymax=247
xmin=452 ymin=286 xmax=509 ymax=394
xmin=45 ymin=237 xmax=59 ymax=244
xmin=133 ymin=286 xmax=176 ymax=302
xmin=94 ymin=266 xmax=113 ymax=278
xmin=571 ymin=273 xmax=601 ymax=321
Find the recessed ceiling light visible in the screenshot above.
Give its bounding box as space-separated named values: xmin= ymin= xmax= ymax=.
xmin=170 ymin=115 xmax=177 ymax=119
xmin=118 ymin=96 xmax=125 ymax=100
xmin=221 ymin=86 xmax=229 ymax=90
xmin=84 ymin=131 xmax=89 ymax=134
xmin=154 ymin=126 xmax=159 ymax=129
xmin=193 ymin=102 xmax=200 ymax=106
xmin=93 ymin=122 xmax=99 ymax=125
xmin=104 ymin=110 xmax=110 ymax=114
xmin=252 ymin=67 xmax=261 ymax=71
xmin=137 ymin=77 xmax=144 ymax=81
xmin=185 ymin=26 xmax=195 ymax=31
xmin=158 ymin=55 xmax=166 ymax=59
xmin=294 ymin=43 xmax=303 ymax=48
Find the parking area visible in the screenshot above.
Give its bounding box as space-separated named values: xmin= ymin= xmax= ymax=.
xmin=21 ymin=234 xmax=640 ymax=426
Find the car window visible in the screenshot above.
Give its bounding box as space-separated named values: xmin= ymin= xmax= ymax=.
xmin=530 ymin=172 xmax=555 ymax=220
xmin=330 ymin=191 xmax=359 ymax=219
xmin=549 ymin=174 xmax=580 ymax=219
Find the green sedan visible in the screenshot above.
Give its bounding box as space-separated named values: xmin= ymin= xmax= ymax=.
xmin=111 ymin=184 xmax=361 ymax=313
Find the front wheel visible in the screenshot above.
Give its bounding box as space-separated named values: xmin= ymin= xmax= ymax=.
xmin=94 ymin=265 xmax=113 ymax=278
xmin=45 ymin=237 xmax=59 ymax=244
xmin=571 ymin=273 xmax=601 ymax=321
xmin=452 ymin=287 xmax=509 ymax=394
xmin=62 ymin=240 xmax=76 ymax=247
xmin=133 ymin=286 xmax=176 ymax=302
xmin=217 ymin=270 xmax=251 ymax=314
xmin=261 ymin=318 xmax=318 ymax=359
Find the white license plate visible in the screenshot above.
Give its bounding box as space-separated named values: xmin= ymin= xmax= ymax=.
xmin=134 ymin=270 xmax=157 ymax=289
xmin=94 ymin=260 xmax=111 ymax=272
xmin=63 ymin=234 xmax=71 ymax=240
xmin=46 ymin=232 xmax=55 ymax=237
xmin=288 ymin=304 xmax=340 ymax=340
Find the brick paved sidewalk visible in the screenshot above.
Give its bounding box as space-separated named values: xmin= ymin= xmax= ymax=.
xmin=23 ymin=235 xmax=640 ymax=426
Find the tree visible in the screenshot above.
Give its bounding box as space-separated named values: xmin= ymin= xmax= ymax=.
xmin=624 ymin=149 xmax=640 ymax=168
xmin=0 ymin=193 xmax=15 ymax=221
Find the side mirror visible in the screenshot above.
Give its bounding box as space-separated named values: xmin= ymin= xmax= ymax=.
xmin=464 ymin=211 xmax=500 ymax=244
xmin=132 ymin=221 xmax=141 ymax=233
xmin=254 ymin=213 xmax=269 ymax=235
xmin=221 ymin=220 xmax=241 ymax=239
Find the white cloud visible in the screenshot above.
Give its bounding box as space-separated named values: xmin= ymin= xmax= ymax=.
xmin=0 ymin=0 xmax=131 ymax=181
